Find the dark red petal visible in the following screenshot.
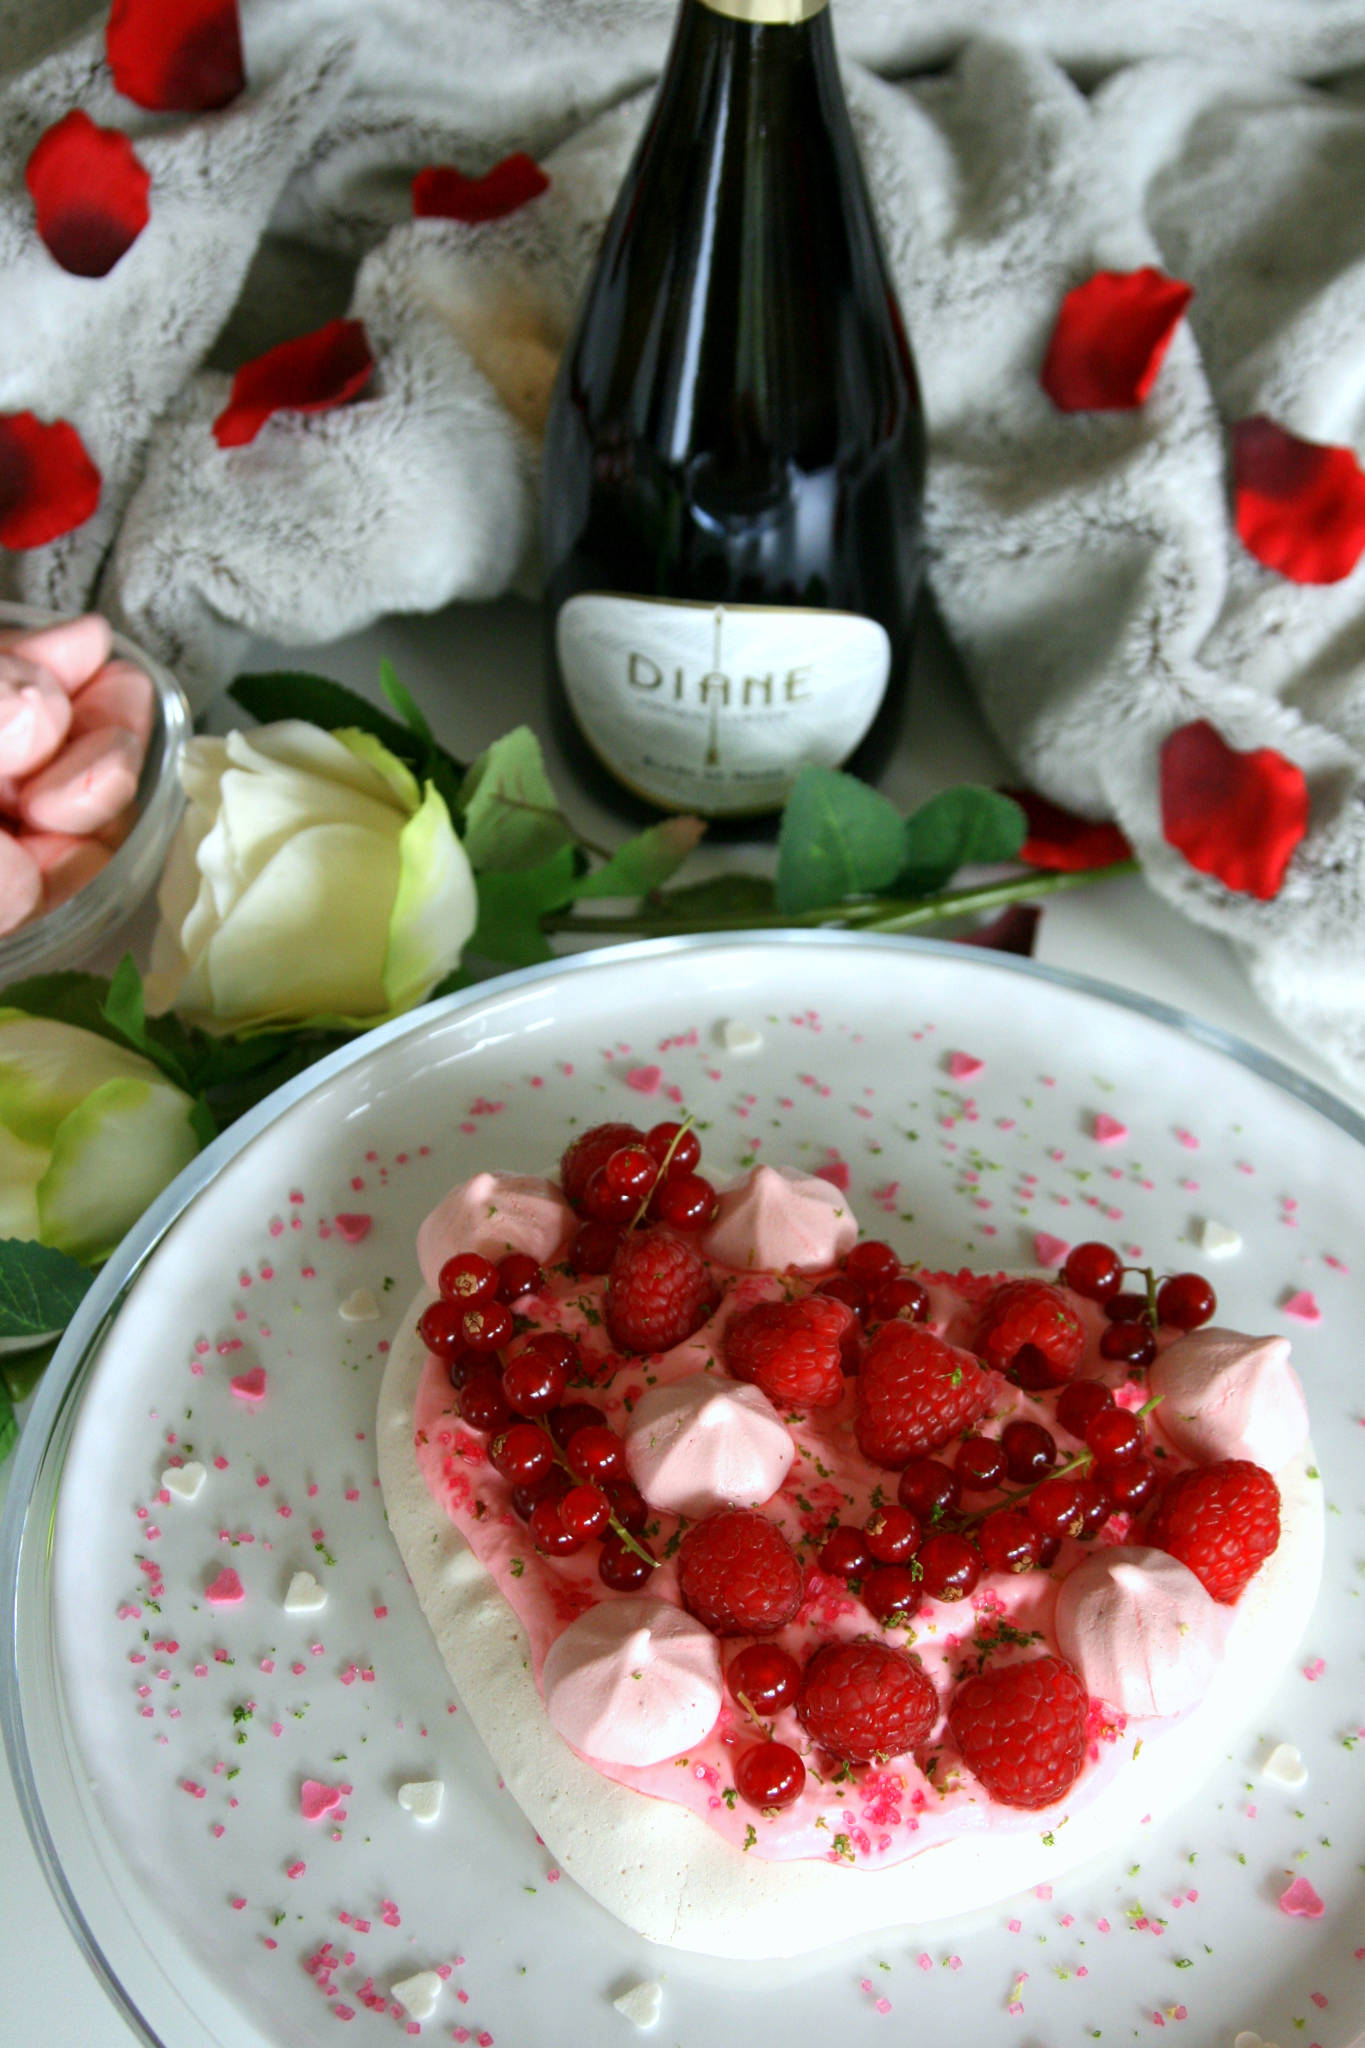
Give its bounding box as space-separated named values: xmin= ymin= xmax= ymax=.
xmin=106 ymin=0 xmax=244 ymax=113
xmin=212 ymin=319 xmax=375 ymax=450
xmin=412 ymin=153 xmax=551 ymax=224
xmin=1160 ymin=719 xmax=1308 ymax=900
xmin=0 ymin=411 xmax=101 ymax=549
xmin=1232 ymin=414 xmax=1365 ymax=586
xmin=1003 ymin=787 xmax=1134 ymax=872
xmin=26 ymin=109 xmax=150 ymax=279
xmin=954 ymin=904 xmax=1041 ymax=956
xmin=1041 ymin=267 xmax=1193 ymax=413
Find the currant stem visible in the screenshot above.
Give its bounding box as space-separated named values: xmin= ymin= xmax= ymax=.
xmin=626 ymin=1111 xmax=697 ymax=1233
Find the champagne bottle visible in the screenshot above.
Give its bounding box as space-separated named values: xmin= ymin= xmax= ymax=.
xmin=541 ymin=0 xmax=925 ymax=825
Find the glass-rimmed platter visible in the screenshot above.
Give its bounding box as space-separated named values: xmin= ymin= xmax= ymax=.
xmin=3 ymin=932 xmax=1361 ymax=2048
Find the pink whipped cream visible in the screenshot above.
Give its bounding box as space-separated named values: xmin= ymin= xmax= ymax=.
xmin=701 ymin=1164 xmax=857 ymax=1272
xmin=1054 ymin=1546 xmax=1224 ymax=1717
xmin=1151 ymin=1327 xmax=1309 ymax=1468
xmin=417 ymin=1170 xmax=574 ymax=1287
xmin=542 ymin=1595 xmax=724 ymax=1766
xmin=624 ymin=1371 xmax=795 ymax=1517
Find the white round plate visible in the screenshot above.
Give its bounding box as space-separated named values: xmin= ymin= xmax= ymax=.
xmin=4 ymin=934 xmax=1362 ymax=2048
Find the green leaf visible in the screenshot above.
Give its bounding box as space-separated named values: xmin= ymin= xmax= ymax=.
xmin=2 ymin=1338 xmax=58 ymax=1405
xmin=468 ymin=845 xmax=579 ymax=966
xmin=570 ymin=817 xmax=706 ymax=902
xmin=379 ymin=660 xmax=436 ymax=747
xmin=102 ymin=955 xmax=197 ymax=1092
xmin=1 ymin=965 xmax=203 ymax=1081
xmin=458 ymin=728 xmax=574 ymax=875
xmin=897 ymin=787 xmax=1027 ymax=896
xmin=0 ymin=1238 xmax=94 ymax=1341
xmin=653 ymin=873 xmax=777 ymax=921
xmin=775 ymin=767 xmax=906 ymax=915
xmin=0 ymin=1390 xmax=14 ymax=1464
xmin=231 ymin=669 xmax=431 ymax=761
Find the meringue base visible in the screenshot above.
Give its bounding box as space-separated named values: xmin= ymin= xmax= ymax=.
xmin=378 ymin=1295 xmax=1324 ymax=1960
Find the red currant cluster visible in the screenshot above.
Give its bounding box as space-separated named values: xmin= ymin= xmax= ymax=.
xmin=561 ymin=1119 xmax=720 ymax=1275
xmin=725 ymin=1644 xmax=806 ymax=1811
xmin=815 ymin=1237 xmax=931 ymax=1328
xmin=418 ymin=1250 xmax=656 ymax=1589
xmin=1062 ymin=1239 xmax=1217 ymax=1371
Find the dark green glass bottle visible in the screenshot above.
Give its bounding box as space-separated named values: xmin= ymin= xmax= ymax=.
xmin=541 ymin=0 xmax=926 ymax=825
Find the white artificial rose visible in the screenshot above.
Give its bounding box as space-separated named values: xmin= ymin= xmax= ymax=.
xmin=0 ymin=1013 xmax=202 ymax=1264
xmin=147 ymin=721 xmax=478 ymax=1032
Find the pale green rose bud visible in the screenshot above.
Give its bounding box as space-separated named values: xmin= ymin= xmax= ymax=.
xmin=0 ymin=1013 xmax=202 ymax=1265
xmin=147 ymin=721 xmax=478 ymax=1032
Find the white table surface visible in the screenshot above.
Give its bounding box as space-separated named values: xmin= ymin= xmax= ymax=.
xmin=3 ymin=593 xmax=1359 ymax=2047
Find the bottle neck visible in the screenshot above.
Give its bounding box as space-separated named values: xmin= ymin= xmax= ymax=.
xmin=694 ymin=0 xmax=830 ymax=20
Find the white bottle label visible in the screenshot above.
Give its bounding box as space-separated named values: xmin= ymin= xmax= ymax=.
xmin=556 ymin=594 xmax=892 ymax=815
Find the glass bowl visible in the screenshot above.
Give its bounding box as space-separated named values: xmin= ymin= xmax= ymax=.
xmin=0 ymin=601 xmax=190 ymax=976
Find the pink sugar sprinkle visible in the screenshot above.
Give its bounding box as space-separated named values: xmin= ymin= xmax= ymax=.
xmin=916 ymin=1953 xmax=932 ymax=1972
xmin=1035 ymin=1884 xmax=1052 ymax=1900
xmin=625 ymin=1064 xmax=662 ymax=1093
xmin=182 ymin=1781 xmax=206 ymax=1799
xmin=1311 ymin=1992 xmax=1328 ymax=2009
xmin=286 ymin=1861 xmax=306 ymax=1880
xmin=374 ymin=1605 xmax=388 ymax=1618
xmin=946 ymin=1050 xmax=984 ymax=1079
xmin=815 ymin=1160 xmax=850 ymax=1191
xmin=1008 ymin=1919 xmax=1022 ymax=1933
xmin=1304 ymin=1657 xmax=1326 ymax=1680
xmin=1097 ymin=1918 xmax=1110 ymax=1933
xmin=1092 ymin=1113 xmax=1127 ymax=1145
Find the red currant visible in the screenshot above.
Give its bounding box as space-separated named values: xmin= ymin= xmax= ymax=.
xmin=864 ymin=1505 xmax=922 ymax=1564
xmin=1104 ymin=1290 xmax=1151 ymax=1323
xmin=457 ymin=1367 xmax=513 ymax=1436
xmin=1075 ymin=1477 xmax=1113 ymax=1537
xmin=445 ymin=1346 xmax=484 ymax=1392
xmin=568 ymin=1221 xmax=621 ymax=1275
xmin=649 ymin=1172 xmax=718 ymax=1231
xmin=735 ymin=1741 xmax=805 ymax=1810
xmin=510 ymin=1466 xmax=569 ymax=1520
xmin=496 ymin=1252 xmax=545 ymax=1303
xmin=1062 ymin=1240 xmax=1124 ymax=1300
xmin=863 ymin=1563 xmax=924 ymax=1623
xmin=1099 ymin=1321 xmax=1157 ymax=1368
xmin=1156 ymin=1272 xmax=1217 ymax=1330
xmin=489 ymin=1422 xmax=554 ymax=1486
xmin=598 ymin=1533 xmax=654 ymax=1590
xmin=438 ymin=1251 xmax=500 ymax=1304
xmin=605 ymin=1478 xmax=649 ymax=1534
xmin=916 ymin=1532 xmax=982 ymax=1601
xmin=645 ymin=1122 xmax=701 ymax=1176
xmin=977 ymin=1509 xmax=1041 ymax=1574
xmin=566 ymin=1424 xmax=626 ymax=1483
xmin=897 ymin=1458 xmax=961 ymax=1521
xmin=559 ymin=1483 xmax=612 ymax=1541
xmin=501 ymin=1349 xmax=569 ymax=1417
xmin=955 ymin=1435 xmax=1007 ymax=1491
xmin=868 ymin=1275 xmax=930 ymax=1324
xmin=529 ymin=1498 xmax=585 ymax=1557
xmin=1107 ymin=1454 xmax=1158 ymax=1512
xmin=460 ymin=1301 xmax=514 ymax=1352
xmin=1054 ymin=1379 xmax=1114 ymax=1437
xmin=582 ymin=1168 xmax=638 ymax=1224
xmin=418 ymin=1298 xmax=466 ymax=1360
xmin=1035 ymin=1531 xmax=1062 ymax=1568
xmin=603 ymin=1145 xmax=657 ymax=1197
xmin=845 ymin=1240 xmax=900 ymax=1286
xmin=548 ymin=1401 xmax=603 ymax=1449
xmin=819 ymin=1525 xmax=871 ymax=1579
xmin=727 ymin=1644 xmax=801 ymax=1715
xmin=1000 ymin=1419 xmax=1056 ymax=1484
xmin=1085 ymin=1407 xmax=1144 ymax=1469
xmin=1026 ymin=1476 xmax=1087 ymax=1539
xmin=815 ymin=1274 xmax=868 ymax=1322
xmin=1009 ymin=1342 xmax=1071 ymax=1392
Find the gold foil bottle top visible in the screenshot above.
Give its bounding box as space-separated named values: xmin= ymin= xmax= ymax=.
xmin=697 ymin=0 xmax=830 ymax=22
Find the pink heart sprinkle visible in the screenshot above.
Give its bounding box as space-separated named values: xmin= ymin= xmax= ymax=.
xmin=815 ymin=1161 xmax=850 ymax=1192
xmin=625 ymin=1065 xmax=662 ymax=1094
xmin=205 ymin=1568 xmax=244 ymax=1605
xmin=1092 ymin=1112 xmax=1128 ymax=1145
xmin=300 ymin=1778 xmax=342 ymax=1821
xmin=1034 ymin=1231 xmax=1071 ymax=1269
xmin=230 ymin=1366 xmax=267 ymax=1401
xmin=946 ymin=1051 xmax=983 ymax=1079
xmin=333 ymin=1213 xmax=372 ymax=1244
xmin=1282 ymin=1289 xmax=1322 ymax=1323
xmin=1279 ymin=1875 xmax=1325 ymax=1918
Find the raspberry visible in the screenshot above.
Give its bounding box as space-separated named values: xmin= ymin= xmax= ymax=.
xmin=855 ymin=1322 xmax=991 ymax=1469
xmin=796 ymin=1640 xmax=938 ymax=1763
xmin=949 ymin=1655 xmax=1088 ymax=1808
xmin=560 ymin=1121 xmax=645 ymax=1211
xmin=722 ymin=1294 xmax=852 ymax=1410
xmin=1145 ymin=1458 xmax=1280 ymax=1604
xmin=676 ymin=1509 xmax=804 ymax=1637
xmin=604 ymin=1227 xmax=714 ymax=1353
xmin=975 ymin=1279 xmax=1085 ymax=1386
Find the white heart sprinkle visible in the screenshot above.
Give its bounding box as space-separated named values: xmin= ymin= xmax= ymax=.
xmin=161 ymin=1461 xmax=206 ymax=1501
xmin=339 ymin=1287 xmax=379 ymax=1323
xmin=718 ymin=1018 xmax=763 ymax=1054
xmin=1195 ymin=1217 xmax=1242 ymax=1258
xmin=283 ymin=1569 xmax=327 ymax=1614
xmin=1262 ymin=1741 xmax=1308 ymax=1790
xmin=397 ymin=1779 xmax=444 ymax=1823
xmin=392 ymin=1970 xmax=442 ymax=2021
xmin=613 ymin=1981 xmax=663 ymax=2030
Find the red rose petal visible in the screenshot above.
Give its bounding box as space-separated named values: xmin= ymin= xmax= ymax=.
xmin=1160 ymin=718 xmax=1308 ymax=900
xmin=1232 ymin=414 xmax=1365 ymax=585
xmin=26 ymin=110 xmax=150 ymax=279
xmin=106 ymin=0 xmax=244 ymax=113
xmin=1002 ymin=787 xmax=1134 ymax=872
xmin=1041 ymin=267 xmax=1193 ymax=412
xmin=212 ymin=319 xmax=375 ymax=450
xmin=0 ymin=411 xmax=102 ymax=549
xmin=412 ymin=153 xmax=551 ymax=224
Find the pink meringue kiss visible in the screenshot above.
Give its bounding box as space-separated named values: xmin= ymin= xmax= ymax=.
xmin=1150 ymin=1327 xmax=1309 ymax=1469
xmin=0 ymin=654 xmax=72 ymax=777
xmin=0 ymin=831 xmax=43 ymax=934
xmin=625 ymin=1371 xmax=795 ymax=1518
xmin=417 ymin=1171 xmax=574 ymax=1289
xmin=1054 ymin=1546 xmax=1224 ymax=1717
xmin=0 ymin=612 xmax=111 ymax=695
xmin=542 ymin=1595 xmax=723 ymax=1767
xmin=69 ymin=657 xmax=156 ymax=747
xmin=17 ymin=726 xmax=144 ymax=835
xmin=702 ymin=1164 xmax=858 ymax=1273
